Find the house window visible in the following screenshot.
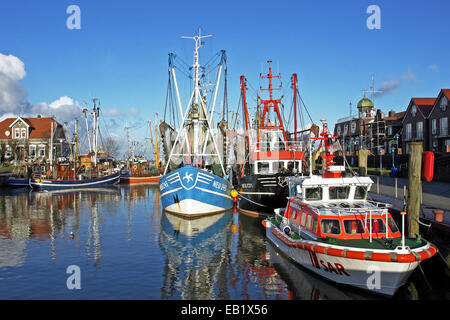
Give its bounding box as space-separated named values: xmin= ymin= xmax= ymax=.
xmin=416 ymin=121 xmax=423 ymax=139
xmin=405 ymin=123 xmax=412 ymax=140
xmin=411 ymin=104 xmax=417 ymax=117
xmin=441 ymin=96 xmax=448 ymax=111
xmin=432 ymin=119 xmax=437 ymax=135
xmin=38 ymin=146 xmax=46 ymax=157
xmin=440 ymin=118 xmax=448 ymax=136
xmin=14 ymin=128 xmax=20 ymax=139
xmin=29 ymin=145 xmax=36 ymax=158
xmin=21 ymin=128 xmax=27 ymax=139
xmin=5 ymin=146 xmax=12 ymax=158
xmin=387 ymin=126 xmax=392 ymax=136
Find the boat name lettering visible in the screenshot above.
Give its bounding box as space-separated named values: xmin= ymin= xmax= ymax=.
xmin=319 ymin=259 xmax=350 ymax=277
xmin=212 ymin=180 xmax=227 ymax=191
xmin=160 ymin=181 xmax=168 ymax=191
xmin=241 ymin=183 xmax=252 ymax=189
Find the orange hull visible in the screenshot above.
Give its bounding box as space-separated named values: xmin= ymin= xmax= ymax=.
xmin=120 ymin=174 xmax=161 ymax=184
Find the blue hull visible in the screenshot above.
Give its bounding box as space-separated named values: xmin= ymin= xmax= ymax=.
xmin=8 ymin=177 xmax=32 ymax=187
xmin=159 ymin=166 xmax=233 ymax=217
xmin=30 ymin=172 xmax=121 ymax=190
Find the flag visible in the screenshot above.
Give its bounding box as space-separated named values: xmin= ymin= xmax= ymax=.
xmin=314 ymin=144 xmax=322 ymax=161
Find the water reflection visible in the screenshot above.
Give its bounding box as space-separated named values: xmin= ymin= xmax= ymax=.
xmin=159 ymin=212 xmax=233 ymax=299
xmin=0 ymin=185 xmax=440 ymax=299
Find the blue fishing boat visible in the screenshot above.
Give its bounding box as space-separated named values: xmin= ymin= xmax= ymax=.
xmin=159 ymin=165 xmax=232 ymax=216
xmin=29 ymin=171 xmax=120 ymax=190
xmin=159 ymin=30 xmax=233 ymax=217
xmin=7 ymin=177 xmax=32 ymax=187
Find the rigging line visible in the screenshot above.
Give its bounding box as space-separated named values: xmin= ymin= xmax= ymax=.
xmin=298 ymin=90 xmax=314 ymax=124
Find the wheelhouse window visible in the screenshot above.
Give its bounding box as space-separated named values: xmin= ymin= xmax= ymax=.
xmin=272 ymin=161 xmax=285 ymax=172
xmin=343 ymin=219 xmax=365 ymax=234
xmin=311 ymin=216 xmax=318 ymax=233
xmin=300 ymin=211 xmax=307 ymax=227
xmin=321 ymin=219 xmax=341 ymax=235
xmin=257 ymin=162 xmax=270 ymax=174
xmin=328 ymin=186 xmax=350 ymax=200
xmin=306 ymin=214 xmax=312 ymax=230
xmin=388 ymin=217 xmax=399 ymax=233
xmin=305 ymin=187 xmax=322 ymax=201
xmin=354 ymin=186 xmax=368 ymax=200
xmin=368 ymin=219 xmax=386 ymax=234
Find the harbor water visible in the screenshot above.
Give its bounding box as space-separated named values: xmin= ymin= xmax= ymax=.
xmin=0 ymin=185 xmax=446 ymax=300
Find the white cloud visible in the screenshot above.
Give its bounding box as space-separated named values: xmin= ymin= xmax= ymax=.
xmin=376 ymin=69 xmax=417 ymax=97
xmin=49 ymin=96 xmax=75 ymax=109
xmin=0 ymin=53 xmax=26 ymax=81
xmin=427 ymin=64 xmax=439 ymax=72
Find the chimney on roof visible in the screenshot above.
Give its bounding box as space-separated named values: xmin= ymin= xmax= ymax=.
xmin=388 ymin=110 xmax=395 ymax=117
xmin=37 ymin=114 xmax=41 ymax=118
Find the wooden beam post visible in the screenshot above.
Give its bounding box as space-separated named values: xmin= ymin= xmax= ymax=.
xmin=358 ymin=149 xmax=368 ymax=176
xmin=407 ymin=142 xmax=422 ymax=238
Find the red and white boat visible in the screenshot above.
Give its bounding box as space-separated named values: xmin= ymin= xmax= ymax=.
xmin=120 ymin=174 xmax=161 ymax=184
xmin=263 ymin=120 xmax=438 ymax=296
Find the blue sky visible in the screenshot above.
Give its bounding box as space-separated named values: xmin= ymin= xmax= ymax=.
xmin=0 ymin=0 xmax=449 ymax=158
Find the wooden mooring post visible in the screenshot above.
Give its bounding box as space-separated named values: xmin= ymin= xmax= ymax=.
xmin=358 ymin=149 xmax=368 ymax=176
xmin=407 ymin=142 xmax=422 ymax=238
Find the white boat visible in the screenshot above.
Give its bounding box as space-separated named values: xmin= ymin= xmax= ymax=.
xmin=263 ymin=120 xmax=438 ymax=296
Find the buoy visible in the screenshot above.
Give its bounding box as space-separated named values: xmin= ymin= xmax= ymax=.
xmin=231 ymin=189 xmax=238 ymax=204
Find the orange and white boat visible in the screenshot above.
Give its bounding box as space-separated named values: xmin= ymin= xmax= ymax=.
xmin=263 ymin=119 xmax=438 ymax=296
xmin=120 ymin=173 xmax=161 ymax=184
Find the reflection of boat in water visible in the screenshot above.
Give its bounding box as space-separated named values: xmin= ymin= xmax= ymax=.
xmin=30 ymin=186 xmax=121 ymax=196
xmin=164 ymin=212 xmax=226 ymax=237
xmin=159 ymin=211 xmax=232 ymax=299
xmin=265 ymin=241 xmax=375 ymax=300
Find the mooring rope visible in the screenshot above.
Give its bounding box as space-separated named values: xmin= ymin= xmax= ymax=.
xmin=238 ymin=193 xmax=270 ymax=208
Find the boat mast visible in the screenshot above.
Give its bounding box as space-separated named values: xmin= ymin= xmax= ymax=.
xmin=50 ymin=119 xmax=53 ymax=177
xmin=291 ymin=73 xmax=298 ymax=143
xmin=82 ymin=106 xmax=92 ymax=155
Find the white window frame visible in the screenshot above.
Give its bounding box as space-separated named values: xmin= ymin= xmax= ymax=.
xmin=440 ymin=117 xmax=448 ymax=136
xmin=21 ymin=128 xmax=27 ymax=139
xmin=29 ymin=145 xmax=36 ymax=158
xmin=38 ymin=145 xmax=46 ymax=158
xmin=14 ymin=128 xmax=20 ymax=139
xmin=416 ymin=121 xmax=423 ymax=139
xmin=405 ymin=123 xmax=412 ymax=140
xmin=441 ymin=96 xmax=448 ymax=111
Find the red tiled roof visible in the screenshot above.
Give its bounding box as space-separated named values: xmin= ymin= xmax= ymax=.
xmin=0 ymin=117 xmax=61 ymax=139
xmin=411 ymin=98 xmax=436 ymax=118
xmin=411 ymin=97 xmax=436 ymax=106
xmin=441 ymin=89 xmax=450 ymax=99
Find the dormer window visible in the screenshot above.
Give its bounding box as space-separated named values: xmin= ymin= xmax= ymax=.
xmin=411 ymin=104 xmax=417 ymax=117
xmin=351 ymin=121 xmax=356 ymax=134
xmin=441 ymin=96 xmax=448 ymax=111
xmin=21 ymin=128 xmax=27 ymax=139
xmin=14 ymin=128 xmax=20 ymax=138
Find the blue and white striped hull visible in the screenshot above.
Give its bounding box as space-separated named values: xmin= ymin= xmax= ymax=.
xmin=29 ymin=172 xmax=121 ymax=190
xmin=159 ymin=166 xmax=233 ymax=217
